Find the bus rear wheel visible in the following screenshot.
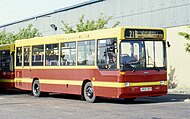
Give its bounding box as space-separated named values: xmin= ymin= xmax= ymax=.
xmin=32 ymin=80 xmax=41 ymax=97
xmin=83 ymin=82 xmax=96 ymax=103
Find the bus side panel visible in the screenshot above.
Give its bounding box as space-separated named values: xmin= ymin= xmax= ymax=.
xmin=15 ymin=68 xmax=120 ymax=98
xmin=30 ymin=69 xmax=95 ymax=81
xmin=15 ymin=69 xmax=32 ymax=91
xmin=94 ymin=87 xmax=118 ymax=98
xmin=15 ymin=82 xmax=31 ymax=91
xmin=0 ymin=71 xmax=14 ymax=89
xmin=93 ymin=70 xmax=119 ymax=98
xmin=15 ymin=68 xmax=95 ymax=95
xmin=15 ymin=68 xmax=168 ymax=99
xmin=0 ymin=82 xmax=14 ymax=89
xmin=40 ymin=84 xmax=81 ymax=95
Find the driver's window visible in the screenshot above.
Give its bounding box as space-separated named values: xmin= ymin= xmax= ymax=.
xmin=120 ymin=41 xmax=145 ymax=70
xmin=121 ymin=42 xmax=139 ymax=64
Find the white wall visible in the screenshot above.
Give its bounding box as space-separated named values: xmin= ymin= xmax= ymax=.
xmin=167 ymin=26 xmax=190 ymax=92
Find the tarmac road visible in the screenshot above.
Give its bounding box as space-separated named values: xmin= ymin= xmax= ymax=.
xmin=0 ymin=89 xmax=190 ymax=119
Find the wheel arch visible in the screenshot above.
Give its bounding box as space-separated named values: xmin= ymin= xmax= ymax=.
xmin=32 ymin=77 xmax=39 ymax=82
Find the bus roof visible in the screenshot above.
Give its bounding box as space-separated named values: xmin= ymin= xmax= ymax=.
xmin=0 ymin=44 xmax=15 ymax=52
xmin=15 ymin=26 xmax=166 ymax=47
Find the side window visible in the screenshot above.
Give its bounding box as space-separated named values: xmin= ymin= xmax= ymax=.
xmin=45 ymin=44 xmax=59 ymax=66
xmin=97 ymin=38 xmax=117 ymax=69
xmin=0 ymin=50 xmax=11 ymax=71
xmin=16 ymin=47 xmax=22 ymax=66
xmin=24 ymin=47 xmax=30 ymax=66
xmin=32 ymin=45 xmax=44 ymax=66
xmin=78 ymin=40 xmax=95 ymax=65
xmin=60 ymin=42 xmax=76 ymax=66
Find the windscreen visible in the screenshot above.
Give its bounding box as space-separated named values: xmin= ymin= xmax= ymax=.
xmin=120 ymin=40 xmax=166 ymax=71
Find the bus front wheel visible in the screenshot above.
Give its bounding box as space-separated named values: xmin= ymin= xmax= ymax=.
xmin=32 ymin=80 xmax=41 ymax=97
xmin=83 ymin=82 xmax=96 ymax=103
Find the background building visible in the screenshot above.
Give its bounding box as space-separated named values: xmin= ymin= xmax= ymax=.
xmin=0 ymin=0 xmax=190 ymax=92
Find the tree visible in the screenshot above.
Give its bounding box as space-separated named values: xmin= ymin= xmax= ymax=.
xmin=0 ymin=24 xmax=41 ymax=45
xmin=178 ymin=26 xmax=190 ymax=53
xmin=0 ymin=31 xmax=15 ymax=44
xmin=61 ymin=13 xmax=120 ymax=34
xmin=15 ymin=24 xmax=41 ymax=40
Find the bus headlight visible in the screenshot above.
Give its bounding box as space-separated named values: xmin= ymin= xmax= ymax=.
xmin=160 ymin=81 xmax=165 ymax=85
xmin=125 ymin=82 xmax=130 ymax=87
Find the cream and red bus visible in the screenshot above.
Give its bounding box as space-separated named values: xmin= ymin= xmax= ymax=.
xmin=14 ymin=26 xmax=167 ymax=102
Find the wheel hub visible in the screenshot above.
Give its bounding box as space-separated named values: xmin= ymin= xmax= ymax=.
xmin=34 ymin=84 xmax=39 ymax=94
xmin=86 ymin=86 xmax=93 ymax=98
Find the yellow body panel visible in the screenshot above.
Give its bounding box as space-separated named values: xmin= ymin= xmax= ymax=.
xmin=0 ymin=44 xmax=15 ymax=52
xmin=15 ymin=26 xmax=166 ymax=47
xmin=0 ymin=79 xmax=14 ymax=83
xmin=15 ymin=78 xmax=167 ymax=88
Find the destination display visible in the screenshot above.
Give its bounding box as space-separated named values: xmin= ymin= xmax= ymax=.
xmin=125 ymin=29 xmax=164 ymax=39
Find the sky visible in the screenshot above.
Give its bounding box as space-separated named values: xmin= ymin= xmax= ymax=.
xmin=0 ymin=0 xmax=88 ymax=25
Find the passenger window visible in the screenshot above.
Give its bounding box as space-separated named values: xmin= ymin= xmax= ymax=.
xmin=45 ymin=44 xmax=59 ymax=66
xmin=60 ymin=42 xmax=76 ymax=66
xmin=32 ymin=45 xmax=44 ymax=66
xmin=24 ymin=47 xmax=30 ymax=66
xmin=16 ymin=47 xmax=22 ymax=66
xmin=97 ymin=38 xmax=117 ymax=69
xmin=78 ymin=40 xmax=95 ymax=65
xmin=0 ymin=50 xmax=11 ymax=71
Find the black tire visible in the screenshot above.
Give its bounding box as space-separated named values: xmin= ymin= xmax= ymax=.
xmin=83 ymin=82 xmax=96 ymax=103
xmin=32 ymin=80 xmax=41 ymax=97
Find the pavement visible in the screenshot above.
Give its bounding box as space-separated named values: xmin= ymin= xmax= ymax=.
xmin=168 ymin=88 xmax=190 ymax=102
xmin=168 ymin=88 xmax=190 ymax=94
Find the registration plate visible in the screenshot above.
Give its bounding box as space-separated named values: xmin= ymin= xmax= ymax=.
xmin=140 ymin=87 xmax=152 ymax=92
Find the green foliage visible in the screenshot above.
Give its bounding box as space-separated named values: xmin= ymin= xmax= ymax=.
xmin=179 ymin=26 xmax=190 ymax=53
xmin=0 ymin=24 xmax=41 ymax=45
xmin=15 ymin=24 xmax=42 ymax=40
xmin=0 ymin=31 xmax=15 ymax=44
xmin=61 ymin=13 xmax=120 ymax=34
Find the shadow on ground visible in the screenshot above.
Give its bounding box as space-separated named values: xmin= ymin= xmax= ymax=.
xmin=1 ymin=89 xmax=190 ymax=104
xmin=46 ymin=93 xmax=190 ymax=105
xmin=0 ymin=88 xmax=29 ymax=95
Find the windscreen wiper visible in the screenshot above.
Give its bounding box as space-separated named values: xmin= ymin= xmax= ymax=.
xmin=153 ymin=61 xmax=160 ymax=72
xmin=147 ymin=56 xmax=160 ymax=72
xmin=126 ymin=63 xmax=136 ymax=72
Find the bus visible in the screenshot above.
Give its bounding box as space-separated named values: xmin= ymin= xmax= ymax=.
xmin=14 ymin=26 xmax=167 ymax=102
xmin=0 ymin=44 xmax=15 ymax=89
